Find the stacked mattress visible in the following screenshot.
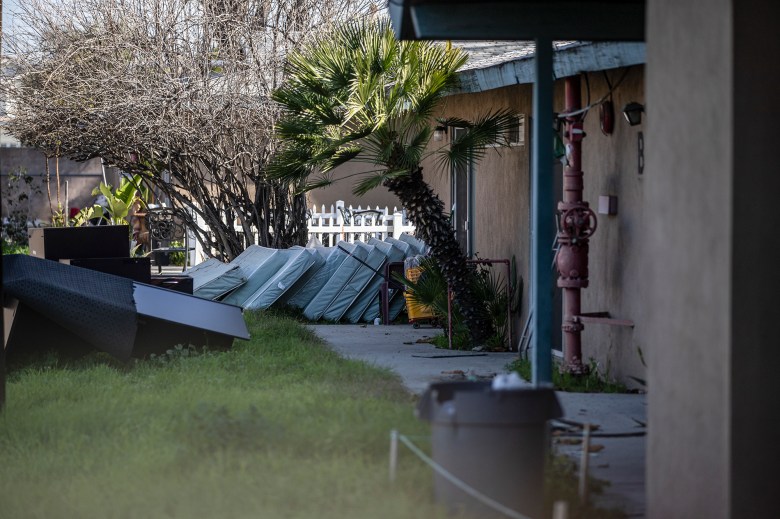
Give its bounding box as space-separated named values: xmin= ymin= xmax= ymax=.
xmin=185 ymin=235 xmax=427 ymax=323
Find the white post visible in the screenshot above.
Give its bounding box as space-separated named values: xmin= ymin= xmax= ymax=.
xmin=389 ymin=430 xmax=399 ymax=482
xmin=392 ymin=211 xmax=404 ymax=238
xmin=383 ymin=207 xmax=390 ymax=240
xmin=187 ymin=226 xmax=197 ymax=268
xmin=349 ymin=204 xmax=357 ymax=243
xmin=64 ymin=181 xmax=69 ymax=226
xmin=195 ymin=210 xmax=207 ymax=261
xmin=335 ymin=200 xmax=345 ymax=243
xmin=579 ymin=423 xmax=592 ymax=504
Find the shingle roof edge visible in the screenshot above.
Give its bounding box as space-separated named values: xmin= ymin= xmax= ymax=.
xmin=453 ymin=41 xmax=646 ymax=95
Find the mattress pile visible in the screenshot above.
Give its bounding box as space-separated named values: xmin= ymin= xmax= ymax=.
xmin=185 ymin=234 xmax=427 ymax=323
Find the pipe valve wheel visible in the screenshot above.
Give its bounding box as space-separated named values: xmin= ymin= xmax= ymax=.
xmin=560 ymin=207 xmax=598 ymax=240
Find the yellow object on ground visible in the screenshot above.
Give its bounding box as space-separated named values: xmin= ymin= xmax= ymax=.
xmin=404 ymin=267 xmax=437 ymax=323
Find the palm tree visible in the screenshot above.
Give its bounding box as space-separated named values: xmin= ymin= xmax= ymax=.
xmin=270 ymin=19 xmax=516 ymax=345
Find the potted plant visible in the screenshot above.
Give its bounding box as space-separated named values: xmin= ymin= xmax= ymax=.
xmin=28 ymin=174 xmax=148 ymax=261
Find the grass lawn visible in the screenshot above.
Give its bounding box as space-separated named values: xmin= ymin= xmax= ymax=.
xmin=0 ymin=310 xmax=627 ymax=519
xmin=0 ymin=311 xmax=442 ymax=519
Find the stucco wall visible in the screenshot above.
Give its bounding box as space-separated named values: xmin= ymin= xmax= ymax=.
xmin=0 ymin=148 xmax=115 ymax=223
xmin=646 ymin=0 xmax=733 ymax=517
xmin=418 ymin=67 xmax=647 ymax=383
xmin=305 ymin=161 xmax=403 ymax=211
xmin=420 ymin=84 xmax=534 ymax=345
xmin=645 ymin=1 xmax=780 ymax=517
xmin=574 ymin=66 xmax=646 ymax=385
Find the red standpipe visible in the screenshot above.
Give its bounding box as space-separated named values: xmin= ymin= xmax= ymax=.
xmin=556 ymin=75 xmax=597 ymax=375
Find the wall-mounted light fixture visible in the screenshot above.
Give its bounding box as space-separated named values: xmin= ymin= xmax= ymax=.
xmin=433 ymin=125 xmax=448 ymax=142
xmin=622 ymin=102 xmax=645 ymax=126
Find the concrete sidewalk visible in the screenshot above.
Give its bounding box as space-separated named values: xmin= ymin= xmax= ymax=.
xmin=310 ymin=323 xmax=646 ymax=518
xmin=554 ymin=393 xmax=646 ymax=518
xmin=309 ymin=323 xmax=517 ymax=394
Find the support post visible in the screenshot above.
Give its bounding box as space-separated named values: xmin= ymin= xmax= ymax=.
xmin=531 ymin=37 xmax=554 ymax=386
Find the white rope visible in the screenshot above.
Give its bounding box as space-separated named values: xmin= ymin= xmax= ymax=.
xmin=396 ymin=433 xmax=534 ymax=519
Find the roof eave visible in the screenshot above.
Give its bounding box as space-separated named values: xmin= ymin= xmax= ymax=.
xmin=453 ymin=41 xmax=646 ymax=94
xmin=390 ymin=1 xmax=646 ymax=42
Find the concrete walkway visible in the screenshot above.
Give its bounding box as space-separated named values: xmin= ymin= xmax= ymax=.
xmin=309 ymin=323 xmax=517 ymax=394
xmin=309 ymin=323 xmax=646 ymax=518
xmin=554 ymin=393 xmax=646 ymax=518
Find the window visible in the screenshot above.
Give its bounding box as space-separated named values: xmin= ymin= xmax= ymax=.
xmin=507 ymin=114 xmax=526 ymax=146
xmin=485 ymin=114 xmax=526 ymax=148
xmin=451 ymin=127 xmax=475 ymax=257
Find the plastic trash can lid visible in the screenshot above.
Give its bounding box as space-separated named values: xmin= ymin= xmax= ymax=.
xmin=416 ymin=381 xmax=563 ymax=425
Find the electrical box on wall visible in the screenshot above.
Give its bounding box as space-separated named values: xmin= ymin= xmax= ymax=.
xmin=598 ymin=195 xmax=618 ymax=215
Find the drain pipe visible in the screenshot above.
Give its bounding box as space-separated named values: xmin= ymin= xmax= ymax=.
xmin=556 ymin=75 xmax=597 ymax=375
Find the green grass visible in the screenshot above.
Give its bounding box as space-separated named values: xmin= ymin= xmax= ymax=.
xmin=0 ymin=311 xmax=441 ymax=519
xmin=0 ymin=311 xmax=626 ymax=518
xmin=509 ymin=356 xmax=629 ymax=393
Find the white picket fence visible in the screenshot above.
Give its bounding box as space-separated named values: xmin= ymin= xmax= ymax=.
xmin=307 ymin=200 xmax=416 ymax=246
xmin=190 ymin=200 xmax=416 ymax=262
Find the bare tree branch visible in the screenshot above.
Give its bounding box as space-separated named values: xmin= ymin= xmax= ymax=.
xmin=1 ymin=0 xmax=378 ymax=259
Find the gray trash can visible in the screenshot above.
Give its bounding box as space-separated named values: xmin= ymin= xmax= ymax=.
xmin=417 ymin=381 xmax=562 ymax=519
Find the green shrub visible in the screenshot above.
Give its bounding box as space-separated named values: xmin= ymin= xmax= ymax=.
xmin=2 ymin=241 xmax=29 ymax=255
xmin=396 ymin=256 xmax=519 ymax=351
xmin=509 ymin=356 xmax=629 ymax=393
xmin=2 ymin=168 xmax=42 ymax=247
xmin=167 ymin=240 xmax=186 ymax=266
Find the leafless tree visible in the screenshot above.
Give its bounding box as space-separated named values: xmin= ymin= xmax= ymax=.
xmin=1 ymin=0 xmax=377 ymax=260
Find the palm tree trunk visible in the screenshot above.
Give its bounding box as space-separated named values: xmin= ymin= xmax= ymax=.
xmin=385 ymin=167 xmax=494 ymax=346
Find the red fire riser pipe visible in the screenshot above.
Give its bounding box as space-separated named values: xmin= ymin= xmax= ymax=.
xmin=556 ymin=75 xmax=597 ymax=375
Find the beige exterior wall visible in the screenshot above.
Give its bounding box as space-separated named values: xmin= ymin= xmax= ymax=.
xmin=575 ymin=66 xmax=646 ymax=385
xmin=646 ymin=1 xmax=732 ymax=517
xmin=644 ymin=0 xmax=732 ymax=519
xmin=646 ymin=0 xmax=780 ymax=517
xmin=305 ymin=161 xmax=403 ymax=212
xmin=415 ymin=67 xmax=647 ymax=384
xmin=420 ymin=84 xmax=534 ymax=346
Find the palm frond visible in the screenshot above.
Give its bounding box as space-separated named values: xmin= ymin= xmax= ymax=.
xmin=274 ymin=116 xmax=323 ymax=141
xmin=435 ymin=109 xmax=519 ymax=172
xmin=402 ymin=126 xmax=433 ymax=167
xmin=272 ymin=18 xmax=470 ymax=195
xmin=302 ymin=177 xmax=335 ymax=193
xmin=266 ymin=144 xmax=316 ymax=182
xmin=353 ymin=174 xmax=387 ymax=196
xmin=321 ymin=145 xmax=362 ymax=172
xmin=362 ymin=126 xmax=398 ymax=166
xmin=352 ymin=167 xmax=410 ymax=196
xmin=392 ymin=256 xmax=454 ymax=321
